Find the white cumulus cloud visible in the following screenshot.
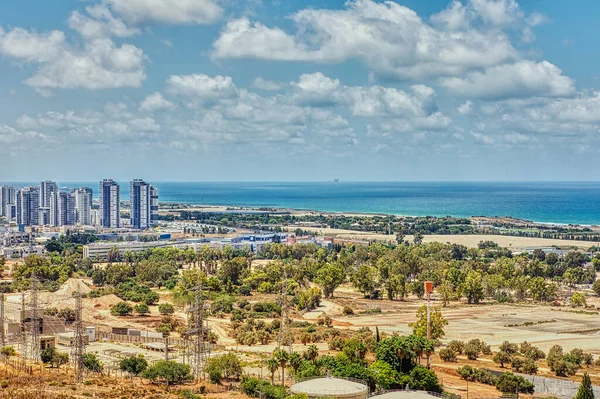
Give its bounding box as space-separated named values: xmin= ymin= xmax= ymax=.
xmin=105 ymin=0 xmax=222 ymax=25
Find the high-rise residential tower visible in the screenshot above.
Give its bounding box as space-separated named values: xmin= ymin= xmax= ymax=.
xmin=0 ymin=185 xmax=15 ymax=217
xmin=72 ymin=187 xmax=93 ymax=225
xmin=100 ymin=179 xmax=120 ymax=228
xmin=130 ymin=179 xmax=158 ymax=229
xmin=49 ymin=191 xmax=76 ymax=226
xmin=40 ymin=180 xmax=58 ymax=208
xmin=16 ymin=186 xmax=40 ymax=226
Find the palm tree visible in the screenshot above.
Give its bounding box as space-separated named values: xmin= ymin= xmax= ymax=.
xmin=288 ymin=352 xmax=302 ymax=375
xmin=273 ymin=349 xmax=289 ymax=386
xmin=304 ymin=345 xmax=319 ymax=364
xmin=266 ymin=357 xmax=279 ymax=385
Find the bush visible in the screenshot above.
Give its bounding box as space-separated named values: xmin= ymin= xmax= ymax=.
xmin=464 ymin=343 xmax=480 ymax=360
xmin=158 ymin=303 xmax=174 ymax=315
xmin=110 ymin=301 xmax=133 ymax=316
xmin=408 ymin=365 xmax=442 ymax=393
xmin=212 ymin=295 xmax=237 ymax=314
xmin=0 ymin=380 xmax=7 ymax=389
xmin=141 ymin=361 xmax=192 ymax=386
xmin=238 ymin=285 xmax=251 ymax=296
xmin=0 ymin=346 xmax=17 ymax=357
xmin=134 ymin=303 xmax=150 ymax=315
xmin=204 ymin=353 xmax=243 ymax=381
xmin=208 ymin=368 xmax=222 ymax=384
xmin=240 ymin=376 xmax=286 ymax=399
xmin=83 ymin=353 xmax=103 ymax=372
xmin=120 ymin=355 xmax=148 ymax=376
xmin=457 ymin=366 xmax=498 ymax=386
xmin=439 ymin=348 xmax=457 ymax=362
xmin=447 ymin=340 xmax=465 ymax=354
xmin=522 ymin=359 xmax=538 ymax=375
xmin=495 ymin=372 xmax=535 ymax=395
xmin=343 ymin=306 xmax=354 ymax=315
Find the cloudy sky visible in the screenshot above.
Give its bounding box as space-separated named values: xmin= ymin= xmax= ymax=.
xmin=1 ymin=0 xmax=599 ymax=182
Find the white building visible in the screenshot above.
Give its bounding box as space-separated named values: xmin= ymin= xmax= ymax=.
xmin=72 ymin=187 xmax=93 ymax=225
xmin=0 ymin=245 xmax=45 ymax=258
xmin=0 ymin=185 xmax=15 ymax=217
xmin=100 ymin=179 xmax=120 ymax=228
xmin=40 ymin=180 xmax=58 ymax=208
xmin=49 ymin=191 xmax=76 ymax=226
xmin=16 ymin=186 xmax=40 ymax=226
xmin=130 ymin=179 xmax=158 ymax=229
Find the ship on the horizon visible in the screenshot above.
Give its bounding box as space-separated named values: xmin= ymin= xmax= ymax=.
xmin=333 ymin=178 xmax=339 ymax=183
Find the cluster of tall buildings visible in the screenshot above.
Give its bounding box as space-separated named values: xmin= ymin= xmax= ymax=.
xmin=0 ymin=179 xmax=158 ymax=230
xmin=1 ymin=181 xmax=93 ymax=228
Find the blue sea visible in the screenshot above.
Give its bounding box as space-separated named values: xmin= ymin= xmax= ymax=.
xmin=4 ymin=181 xmax=600 ymax=225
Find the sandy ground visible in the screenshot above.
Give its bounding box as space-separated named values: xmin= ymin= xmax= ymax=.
xmin=294 ymin=227 xmax=595 ymax=249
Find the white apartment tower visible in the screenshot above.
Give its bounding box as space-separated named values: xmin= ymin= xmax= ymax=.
xmin=49 ymin=191 xmax=76 ymax=226
xmin=72 ymin=187 xmax=93 ymax=225
xmin=16 ymin=186 xmax=40 ymax=226
xmin=130 ymin=179 xmax=158 ymax=229
xmin=40 ymin=180 xmax=58 ymax=208
xmin=100 ymin=179 xmax=120 ymax=228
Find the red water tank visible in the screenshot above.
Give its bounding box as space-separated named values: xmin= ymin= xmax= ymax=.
xmin=424 ymin=280 xmax=434 ymax=294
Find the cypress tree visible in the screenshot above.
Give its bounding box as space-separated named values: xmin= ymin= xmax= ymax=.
xmin=575 ymin=373 xmax=595 ymax=399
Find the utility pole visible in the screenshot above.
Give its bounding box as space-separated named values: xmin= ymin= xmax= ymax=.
xmin=187 ymin=281 xmax=208 ymax=380
xmin=424 ymin=280 xmax=433 ymax=369
xmin=29 ymin=276 xmax=40 ymax=361
xmin=0 ymin=293 xmax=5 ymax=348
xmin=73 ymin=292 xmax=85 ymax=383
xmin=20 ymin=292 xmax=26 ymax=356
xmin=277 ymin=269 xmax=293 ymax=352
xmin=164 ymin=337 xmax=169 ymax=361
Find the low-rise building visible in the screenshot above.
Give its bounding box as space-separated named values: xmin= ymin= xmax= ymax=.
xmin=0 ymin=245 xmax=45 ymax=258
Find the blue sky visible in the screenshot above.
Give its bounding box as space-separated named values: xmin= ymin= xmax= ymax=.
xmin=1 ymin=0 xmax=599 ymax=182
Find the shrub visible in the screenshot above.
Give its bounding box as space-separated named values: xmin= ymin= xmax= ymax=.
xmin=495 ymin=372 xmax=535 ymax=395
xmin=204 ymin=353 xmax=243 ymax=381
xmin=158 ymin=303 xmax=174 ymax=315
xmin=447 ymin=340 xmax=465 ymax=354
xmin=211 ymin=295 xmax=236 ymax=314
xmin=511 ymin=357 xmax=525 ymax=372
xmin=499 ymin=341 xmax=519 ymax=354
xmin=120 ymin=355 xmax=148 ymax=376
xmin=493 ymin=351 xmax=513 ymax=368
xmin=343 ymin=306 xmax=354 ymax=315
xmin=110 ymin=301 xmax=133 ymax=316
xmin=83 ymin=353 xmax=103 ymax=372
xmin=0 ymin=346 xmax=17 ymax=357
xmin=522 ymin=359 xmax=538 ymax=375
xmin=134 ymin=303 xmax=150 ymax=315
xmin=439 ymin=348 xmax=457 ymax=362
xmin=464 ymin=343 xmax=480 ymax=360
xmin=0 ymin=380 xmax=7 ymax=389
xmin=141 ymin=361 xmax=192 ymax=386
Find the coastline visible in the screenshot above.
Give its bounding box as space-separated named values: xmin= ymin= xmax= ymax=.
xmin=158 ymin=202 xmax=600 ymax=229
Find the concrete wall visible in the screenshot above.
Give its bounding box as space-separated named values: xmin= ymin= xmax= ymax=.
xmin=518 ymin=373 xmax=600 ymax=399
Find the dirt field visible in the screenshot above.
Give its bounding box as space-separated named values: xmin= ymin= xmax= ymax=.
xmin=294 ymin=227 xmax=595 ymax=249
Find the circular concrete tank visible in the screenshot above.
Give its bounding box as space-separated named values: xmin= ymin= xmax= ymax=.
xmin=372 ymin=391 xmax=441 ymax=399
xmin=290 ymin=377 xmax=369 ymax=399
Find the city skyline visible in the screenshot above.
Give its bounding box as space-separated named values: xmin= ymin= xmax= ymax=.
xmin=2 ymin=0 xmax=600 ymax=181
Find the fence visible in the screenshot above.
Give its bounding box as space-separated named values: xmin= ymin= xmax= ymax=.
xmin=0 ymin=354 xmax=34 ymax=375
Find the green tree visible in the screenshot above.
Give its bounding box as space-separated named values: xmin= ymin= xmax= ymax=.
xmin=314 ymin=263 xmax=345 ymax=298
xmin=493 ymin=351 xmax=513 ymax=368
xmin=120 ymin=355 xmax=148 ymax=377
xmin=571 ymin=292 xmax=586 ymax=307
xmin=110 ymin=301 xmax=133 ymax=316
xmin=495 ymin=372 xmax=535 ymax=395
xmin=158 ymin=303 xmax=175 ymax=315
xmin=83 ymin=353 xmax=103 ymax=372
xmin=205 ymin=353 xmax=243 ymax=381
xmin=266 ymin=357 xmax=279 ymax=385
xmin=351 ymin=264 xmax=380 ymax=298
xmin=409 ymin=305 xmax=448 ymax=342
xmin=273 ymin=349 xmax=289 ymax=385
xmin=413 ymin=232 xmax=424 ymax=245
xmin=462 ymin=271 xmax=484 ymax=304
xmin=134 ymin=302 xmax=150 ymax=315
xmin=575 ymin=373 xmax=595 ymax=399
xmin=369 ymin=360 xmax=400 ymax=390
xmin=0 ymin=346 xmax=17 ymax=357
xmin=592 ymin=279 xmax=600 ymax=296
xmin=141 ymin=361 xmax=192 ymax=386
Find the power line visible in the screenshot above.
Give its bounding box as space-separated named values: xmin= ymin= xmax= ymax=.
xmin=72 ymin=291 xmax=85 ymax=383
xmin=29 ymin=276 xmax=40 ymax=361
xmin=0 ymin=293 xmax=5 ymax=348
